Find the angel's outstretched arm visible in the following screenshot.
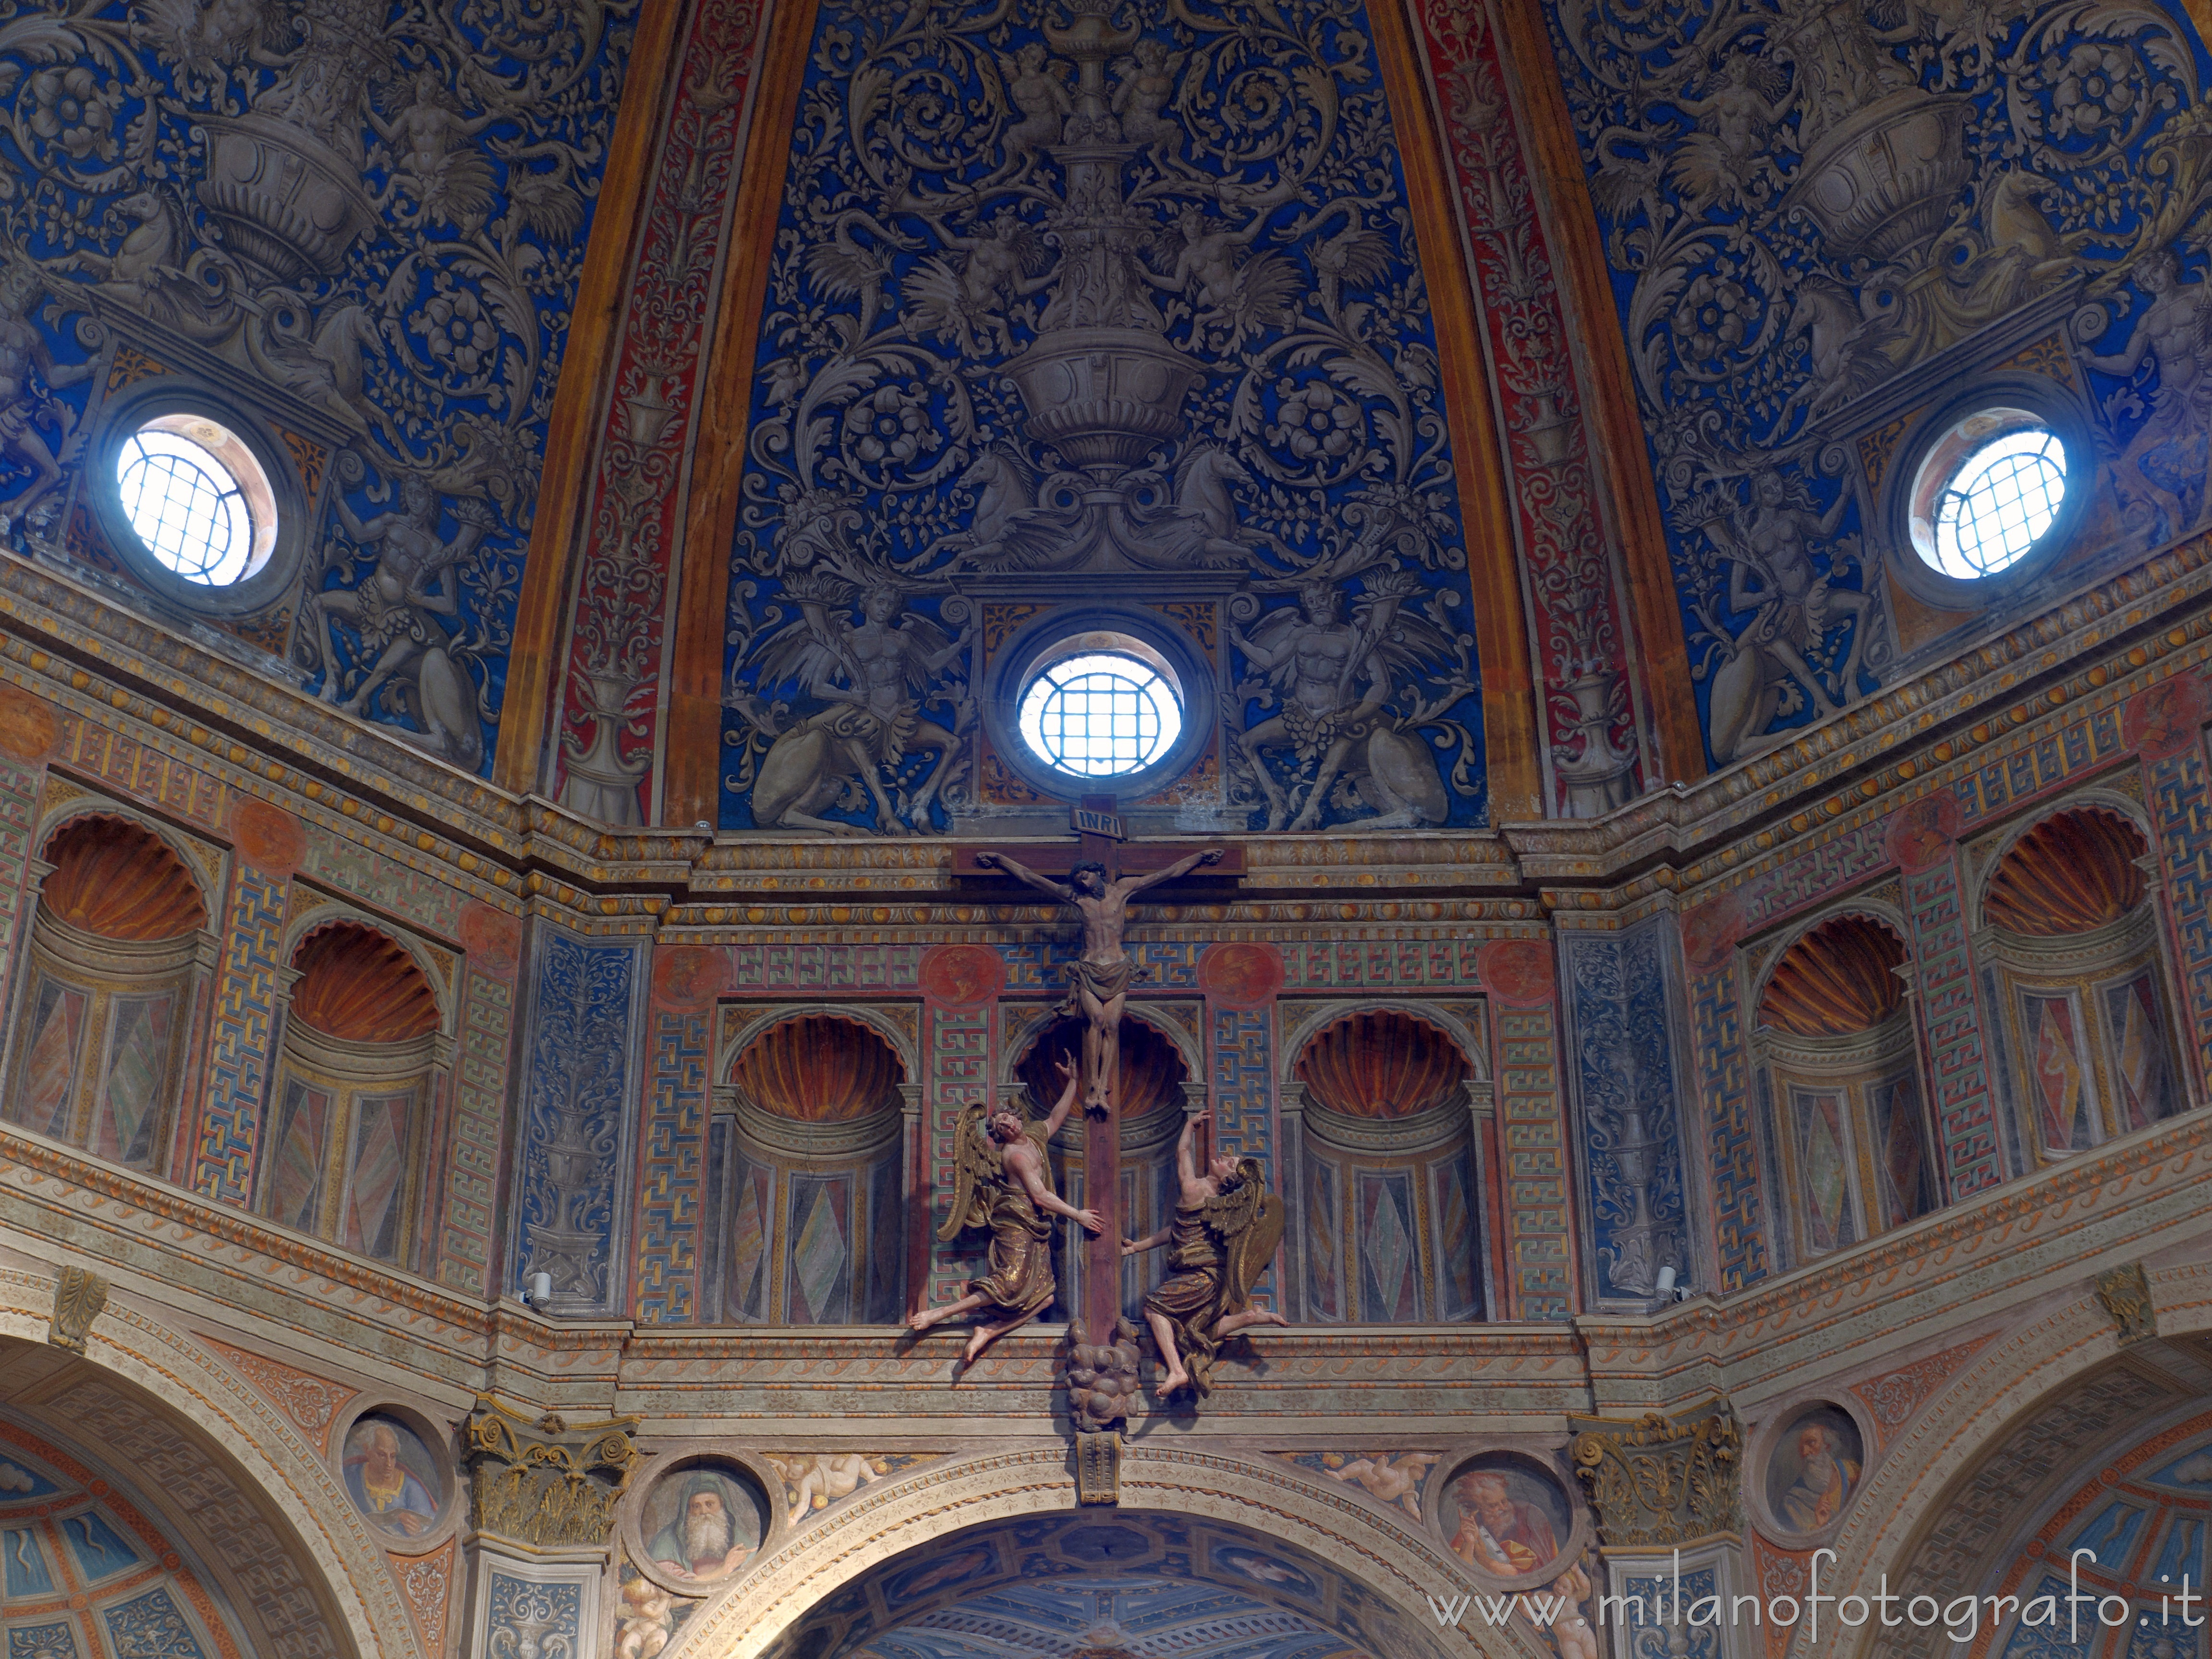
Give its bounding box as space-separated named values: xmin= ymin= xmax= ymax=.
xmin=1041 ymin=1056 xmax=1081 ymax=1136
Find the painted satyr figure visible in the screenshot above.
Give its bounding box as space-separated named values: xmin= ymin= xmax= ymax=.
xmin=910 ymin=1056 xmax=1103 ymax=1365
xmin=307 ymin=473 xmax=496 ymax=769
xmin=1231 ymin=576 xmax=1451 ymax=832
xmin=747 ymin=573 xmax=974 ymax=835
xmin=1123 ymin=1114 xmax=1287 ymax=1399
xmin=974 ymin=848 xmax=1222 ymax=1115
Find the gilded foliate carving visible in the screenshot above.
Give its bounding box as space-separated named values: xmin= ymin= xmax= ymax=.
xmin=1569 ymin=1402 xmax=1742 ymax=1548
xmin=48 ymin=1265 xmax=108 ymax=1353
xmin=2095 ymin=1261 xmax=2155 ymax=1344
xmin=463 ymin=1397 xmax=641 ymax=1547
xmin=719 ymin=0 xmax=1486 ymax=836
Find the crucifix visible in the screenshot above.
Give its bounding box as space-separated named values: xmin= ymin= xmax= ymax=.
xmin=963 ymin=797 xmax=1235 ymax=1339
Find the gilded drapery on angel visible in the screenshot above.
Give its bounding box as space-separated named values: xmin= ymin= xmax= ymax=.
xmin=1125 ymin=1116 xmax=1288 ymax=1401
xmin=910 ymin=1058 xmax=1103 ymax=1366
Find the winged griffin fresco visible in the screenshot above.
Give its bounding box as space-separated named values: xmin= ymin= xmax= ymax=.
xmin=718 ymin=0 xmax=1489 ymax=834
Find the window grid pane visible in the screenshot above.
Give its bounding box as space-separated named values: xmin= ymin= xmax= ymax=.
xmin=1017 ymin=652 xmax=1182 ymax=778
xmin=1933 ymin=429 xmax=2066 ymax=578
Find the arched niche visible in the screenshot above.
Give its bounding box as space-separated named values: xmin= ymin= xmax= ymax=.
xmin=1008 ymin=1010 xmax=1191 ymax=1320
xmin=4 ymin=813 xmax=216 ymax=1177
xmin=1750 ymin=908 xmax=1936 ymax=1269
xmin=258 ymin=918 xmax=450 ymax=1269
xmin=1971 ymin=801 xmax=2188 ymax=1173
xmin=711 ymin=1013 xmax=911 ymax=1325
xmin=1285 ymin=1007 xmax=1482 ymax=1324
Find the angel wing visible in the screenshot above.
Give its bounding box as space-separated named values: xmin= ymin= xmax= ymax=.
xmin=1203 ymin=1159 xmax=1285 ymax=1317
xmin=1236 ymin=602 xmax=1310 ymax=690
xmin=1229 ymin=252 xmax=1302 ymax=333
xmin=902 ymin=255 xmax=980 ymax=352
xmin=890 ymin=610 xmax=957 ymax=694
xmin=999 ymin=221 xmax=1052 ymax=279
xmin=936 ymin=1106 xmax=1003 ymax=1241
xmin=746 ymin=606 xmax=856 ymax=698
xmin=1352 ymin=592 xmax=1465 ymax=685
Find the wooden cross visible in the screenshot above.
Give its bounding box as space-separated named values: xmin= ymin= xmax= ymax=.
xmin=955 ymin=799 xmax=1239 ymax=1337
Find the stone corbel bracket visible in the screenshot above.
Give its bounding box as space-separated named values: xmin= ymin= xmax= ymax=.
xmin=463 ymin=1395 xmax=643 ymax=1548
xmin=2095 ymin=1261 xmax=2156 ymax=1345
xmin=1568 ymin=1398 xmax=1743 ymax=1548
xmin=48 ymin=1266 xmax=108 ymax=1354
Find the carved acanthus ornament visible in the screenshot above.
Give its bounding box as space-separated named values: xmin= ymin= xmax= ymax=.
xmin=48 ymin=1266 xmax=108 ymax=1354
xmin=463 ymin=1397 xmax=642 ymax=1548
xmin=1569 ymin=1401 xmax=1743 ymax=1547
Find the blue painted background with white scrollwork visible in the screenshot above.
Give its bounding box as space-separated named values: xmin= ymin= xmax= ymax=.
xmin=716 ymin=0 xmax=1487 ymax=836
xmin=510 ymin=927 xmax=644 ymax=1315
xmin=1537 ymin=0 xmax=2212 ymax=767
xmin=1558 ymin=919 xmax=1691 ymax=1305
xmin=0 ymin=0 xmax=635 ymax=773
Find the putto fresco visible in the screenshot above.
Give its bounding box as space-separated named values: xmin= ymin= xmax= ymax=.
xmin=718 ymin=0 xmax=1487 ymax=834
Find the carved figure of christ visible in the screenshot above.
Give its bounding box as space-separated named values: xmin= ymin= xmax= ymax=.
xmin=972 ymin=847 xmax=1224 ymax=1118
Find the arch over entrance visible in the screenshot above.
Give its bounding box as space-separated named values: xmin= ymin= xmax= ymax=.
xmin=760 ymin=1509 xmax=1431 ymax=1659
xmin=0 ymin=1273 xmax=415 ymax=1659
xmin=662 ymin=1448 xmax=1528 ymax=1659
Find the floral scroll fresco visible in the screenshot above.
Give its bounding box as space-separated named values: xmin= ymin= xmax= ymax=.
xmin=716 ymin=0 xmax=1487 ymax=835
xmin=0 ymin=0 xmax=634 ymax=772
xmin=1538 ymin=0 xmax=2212 ymax=765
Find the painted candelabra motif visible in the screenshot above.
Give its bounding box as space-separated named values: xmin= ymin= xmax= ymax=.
xmin=0 ymin=0 xmax=634 ymax=771
xmin=1540 ymin=0 xmax=2212 ymax=763
xmin=719 ymin=0 xmax=1485 ymax=834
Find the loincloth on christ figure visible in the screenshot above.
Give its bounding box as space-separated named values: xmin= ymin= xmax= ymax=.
xmin=1058 ymin=955 xmax=1148 ymax=1013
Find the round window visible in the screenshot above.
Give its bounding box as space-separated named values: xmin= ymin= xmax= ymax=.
xmin=1017 ymin=639 xmax=1184 ymax=779
xmin=114 ymin=414 xmax=277 ymax=586
xmin=1908 ymin=409 xmax=2068 ymax=580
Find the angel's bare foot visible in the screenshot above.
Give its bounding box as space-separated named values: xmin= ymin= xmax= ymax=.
xmin=962 ymin=1326 xmax=997 ymax=1364
xmin=1157 ymin=1364 xmax=1192 ymax=1396
xmin=909 ymin=1306 xmax=952 ymax=1332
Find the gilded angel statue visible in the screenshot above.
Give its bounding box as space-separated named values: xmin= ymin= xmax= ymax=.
xmin=909 ymin=1057 xmax=1103 ymax=1365
xmin=1123 ymin=1115 xmax=1288 ymax=1398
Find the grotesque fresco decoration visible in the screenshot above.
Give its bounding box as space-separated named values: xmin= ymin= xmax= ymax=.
xmin=0 ymin=0 xmax=633 ymax=771
xmin=718 ymin=0 xmax=1486 ymax=834
xmin=1540 ymin=0 xmax=2212 ymax=764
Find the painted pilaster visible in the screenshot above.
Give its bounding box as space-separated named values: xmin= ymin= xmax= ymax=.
xmin=1556 ymin=913 xmax=1698 ymax=1311
xmin=508 ymin=923 xmax=653 ymax=1315
xmin=460 ymin=1398 xmax=638 ymax=1659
